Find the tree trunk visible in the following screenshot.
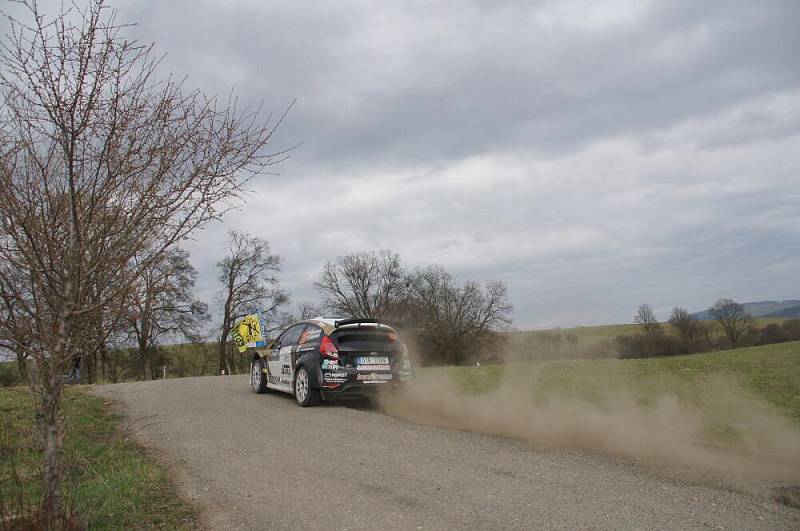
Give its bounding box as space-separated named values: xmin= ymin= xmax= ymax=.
xmin=85 ymin=351 xmax=95 ymax=384
xmin=136 ymin=322 xmax=153 ymax=380
xmin=98 ymin=340 xmax=109 ymax=381
xmin=218 ymin=323 xmax=232 ymax=375
xmin=142 ymin=349 xmax=152 ymax=380
xmin=38 ymin=362 xmax=63 ymax=528
xmin=108 ymin=354 xmax=120 ymax=384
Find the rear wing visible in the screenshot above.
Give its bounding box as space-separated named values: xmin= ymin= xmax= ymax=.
xmin=334 ymin=318 xmax=398 ymax=330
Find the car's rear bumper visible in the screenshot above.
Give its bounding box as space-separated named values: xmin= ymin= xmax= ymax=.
xmin=316 ymin=361 xmax=413 ymax=401
xmin=320 ymin=379 xmax=408 ymax=400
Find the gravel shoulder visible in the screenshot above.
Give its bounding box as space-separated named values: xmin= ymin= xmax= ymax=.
xmin=95 ymin=375 xmax=800 ymax=530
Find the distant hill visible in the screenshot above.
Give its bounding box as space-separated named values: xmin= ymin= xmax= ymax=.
xmin=764 ymin=304 xmax=800 ymax=318
xmin=691 ymin=300 xmax=800 ymax=320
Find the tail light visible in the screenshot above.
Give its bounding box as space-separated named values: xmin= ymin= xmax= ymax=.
xmin=320 ymin=336 xmax=339 ymax=359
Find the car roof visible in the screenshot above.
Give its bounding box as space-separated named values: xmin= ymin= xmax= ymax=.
xmin=300 ymin=317 xmax=339 ymax=334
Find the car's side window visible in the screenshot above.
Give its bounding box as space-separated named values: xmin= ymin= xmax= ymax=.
xmin=283 ymin=324 xmax=305 ymax=347
xmin=270 ymin=328 xmax=290 ymax=360
xmin=298 ymin=325 xmax=323 ymax=350
xmin=275 ymin=328 xmax=291 ymax=349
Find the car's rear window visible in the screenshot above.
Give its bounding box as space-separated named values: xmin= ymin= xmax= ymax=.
xmin=331 ymin=327 xmax=403 ymax=351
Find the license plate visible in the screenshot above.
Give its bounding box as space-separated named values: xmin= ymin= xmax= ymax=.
xmin=357 ymin=356 xmax=389 ymax=365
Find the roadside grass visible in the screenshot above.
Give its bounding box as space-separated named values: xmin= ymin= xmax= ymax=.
xmin=421 ymin=341 xmax=800 ymax=447
xmin=0 ymin=387 xmax=196 ymax=529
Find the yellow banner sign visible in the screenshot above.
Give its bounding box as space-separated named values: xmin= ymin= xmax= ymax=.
xmin=231 ymin=314 xmax=265 ymax=353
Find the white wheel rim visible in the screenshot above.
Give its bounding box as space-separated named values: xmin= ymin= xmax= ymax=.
xmin=296 ymin=369 xmax=308 ymax=403
xmin=251 ymin=361 xmax=261 ymax=390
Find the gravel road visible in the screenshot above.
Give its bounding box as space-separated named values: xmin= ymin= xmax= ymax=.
xmin=95 ymin=376 xmax=800 ymax=530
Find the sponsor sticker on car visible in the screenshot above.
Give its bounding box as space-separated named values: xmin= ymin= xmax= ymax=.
xmin=357 ymin=373 xmax=393 ymax=382
xmin=323 ymin=371 xmax=348 ymax=383
xmin=356 ymin=356 xmax=389 ymax=365
xmin=357 ymin=364 xmax=391 ymax=371
xmin=321 ymin=359 xmax=339 ymax=369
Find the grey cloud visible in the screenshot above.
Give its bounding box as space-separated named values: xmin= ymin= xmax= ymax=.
xmin=111 ymin=0 xmax=800 ymax=170
xmin=3 ymin=0 xmax=799 ymax=327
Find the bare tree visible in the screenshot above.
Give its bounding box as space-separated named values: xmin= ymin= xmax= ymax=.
xmin=668 ymin=307 xmax=702 ymax=350
xmin=296 ymin=302 xmax=321 ymax=320
xmin=128 ymin=248 xmax=208 ymax=380
xmin=281 ymin=301 xmax=322 ymax=325
xmin=314 ymin=252 xmax=512 ymax=364
xmin=0 ymin=1 xmax=288 ymax=523
xmin=709 ymin=298 xmax=752 ymax=349
xmin=216 ymin=230 xmax=287 ymax=374
xmin=406 ymin=265 xmax=513 ymax=364
xmin=634 ymin=304 xmax=661 ymax=336
xmin=315 ymin=250 xmax=406 ymax=319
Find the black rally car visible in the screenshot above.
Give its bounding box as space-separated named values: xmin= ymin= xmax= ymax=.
xmin=249 ymin=318 xmax=413 ymax=406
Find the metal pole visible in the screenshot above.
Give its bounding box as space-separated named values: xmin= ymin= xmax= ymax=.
xmin=163 ymin=365 xmax=166 ymax=380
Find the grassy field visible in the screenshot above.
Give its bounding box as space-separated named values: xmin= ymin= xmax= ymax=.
xmin=420 ymin=340 xmax=800 ymax=449
xmin=0 ymin=387 xmax=196 ymax=529
xmin=424 ymin=341 xmax=800 ymax=417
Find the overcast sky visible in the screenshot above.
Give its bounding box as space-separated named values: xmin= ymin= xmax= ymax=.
xmin=9 ymin=0 xmax=800 ymax=329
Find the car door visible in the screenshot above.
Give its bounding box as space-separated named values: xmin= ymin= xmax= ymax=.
xmin=267 ymin=325 xmax=298 ymax=390
xmin=268 ymin=324 xmax=305 ymax=391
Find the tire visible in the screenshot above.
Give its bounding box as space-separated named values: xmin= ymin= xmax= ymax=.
xmin=250 ymin=358 xmax=268 ymax=394
xmin=293 ymin=366 xmax=320 ymax=407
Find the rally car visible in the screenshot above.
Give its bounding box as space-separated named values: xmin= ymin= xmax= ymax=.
xmin=248 ymin=317 xmax=413 ymax=406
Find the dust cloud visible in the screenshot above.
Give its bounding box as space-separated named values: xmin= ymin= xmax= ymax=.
xmin=378 ymin=370 xmax=800 ymax=488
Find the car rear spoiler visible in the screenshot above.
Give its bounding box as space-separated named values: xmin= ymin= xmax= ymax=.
xmin=334 ymin=318 xmax=398 ymax=329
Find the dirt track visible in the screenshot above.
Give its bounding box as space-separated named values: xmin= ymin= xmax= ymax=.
xmin=96 ymin=376 xmax=800 ymax=530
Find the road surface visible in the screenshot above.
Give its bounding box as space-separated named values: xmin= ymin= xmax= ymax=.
xmin=95 ymin=376 xmax=800 ymax=530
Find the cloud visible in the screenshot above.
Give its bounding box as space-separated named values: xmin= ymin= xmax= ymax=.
xmin=5 ymin=0 xmax=799 ymax=328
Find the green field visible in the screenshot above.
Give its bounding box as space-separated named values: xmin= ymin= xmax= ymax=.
xmin=0 ymin=388 xmax=196 ymax=529
xmin=413 ymin=341 xmax=800 ymax=460
xmin=423 ymin=341 xmax=800 ymax=419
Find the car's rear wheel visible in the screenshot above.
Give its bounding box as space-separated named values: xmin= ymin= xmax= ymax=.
xmin=293 ymin=366 xmax=320 ymax=407
xmin=250 ymin=358 xmax=268 ymax=394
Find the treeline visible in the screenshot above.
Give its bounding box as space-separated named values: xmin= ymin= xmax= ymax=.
xmin=314 ymin=250 xmax=513 ymax=365
xmin=1 ymin=242 xmax=513 ymax=389
xmin=617 ymin=299 xmax=800 ymax=358
xmin=1 ymin=226 xmax=292 ymax=385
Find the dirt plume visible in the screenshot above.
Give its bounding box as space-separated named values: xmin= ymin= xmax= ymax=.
xmin=378 ymin=370 xmax=800 ymax=487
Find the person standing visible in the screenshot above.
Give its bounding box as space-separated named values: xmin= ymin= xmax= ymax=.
xmin=68 ymin=353 xmax=81 ymax=384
